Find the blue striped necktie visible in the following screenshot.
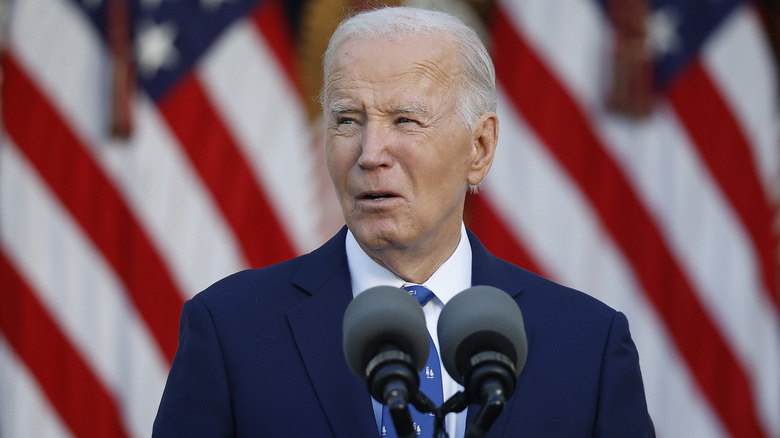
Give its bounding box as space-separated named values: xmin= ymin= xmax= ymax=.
xmin=381 ymin=284 xmax=444 ymax=437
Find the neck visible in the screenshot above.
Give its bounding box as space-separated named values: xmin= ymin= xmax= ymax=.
xmin=360 ymin=224 xmax=462 ymax=284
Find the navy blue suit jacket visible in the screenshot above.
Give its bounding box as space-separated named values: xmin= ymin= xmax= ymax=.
xmin=153 ymin=228 xmax=654 ymax=437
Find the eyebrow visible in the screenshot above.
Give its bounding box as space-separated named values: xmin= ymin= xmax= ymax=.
xmin=392 ymin=104 xmax=427 ymax=116
xmin=326 ymin=101 xmax=429 ymax=118
xmin=328 ymin=102 xmax=358 ymax=118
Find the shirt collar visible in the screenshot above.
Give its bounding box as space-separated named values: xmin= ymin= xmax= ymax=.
xmin=346 ymin=223 xmax=472 ymax=305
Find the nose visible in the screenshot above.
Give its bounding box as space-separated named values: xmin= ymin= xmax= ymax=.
xmin=357 ymin=121 xmax=393 ymax=170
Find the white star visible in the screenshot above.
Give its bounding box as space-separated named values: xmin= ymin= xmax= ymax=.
xmin=136 ymin=21 xmax=180 ymax=77
xmin=646 ymin=8 xmax=682 ymax=56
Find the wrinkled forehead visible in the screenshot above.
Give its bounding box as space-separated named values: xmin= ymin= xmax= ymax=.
xmin=322 ymin=34 xmax=461 ymax=105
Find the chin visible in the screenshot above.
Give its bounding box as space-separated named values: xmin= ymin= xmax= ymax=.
xmin=350 ymin=221 xmax=405 ymax=250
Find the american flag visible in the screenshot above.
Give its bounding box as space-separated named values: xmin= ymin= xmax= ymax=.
xmin=0 ymin=0 xmax=777 ymax=436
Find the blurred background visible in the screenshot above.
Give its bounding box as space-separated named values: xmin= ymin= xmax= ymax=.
xmin=1 ymin=0 xmax=778 ymax=436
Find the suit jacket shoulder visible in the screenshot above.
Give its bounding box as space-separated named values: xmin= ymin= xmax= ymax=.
xmin=154 ymin=227 xmax=379 ymax=438
xmin=467 ymin=229 xmax=654 ymax=437
xmin=194 ymin=226 xmax=349 ymax=310
xmin=468 ymin=228 xmax=616 ymax=323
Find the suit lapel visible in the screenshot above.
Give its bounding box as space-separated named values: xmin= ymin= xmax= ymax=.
xmin=467 ymin=229 xmax=524 ymax=299
xmin=465 ymin=229 xmax=525 ymax=437
xmin=286 ymin=228 xmax=378 ymax=438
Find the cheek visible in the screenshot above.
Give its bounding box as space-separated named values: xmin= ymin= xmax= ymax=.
xmin=327 ymin=162 xmax=349 ymax=195
xmin=325 ymin=141 xmax=349 ymax=178
xmin=324 ymin=148 xmax=337 ymax=179
xmin=326 ymin=149 xmax=361 ymax=206
xmin=421 ymin=154 xmax=470 ymax=204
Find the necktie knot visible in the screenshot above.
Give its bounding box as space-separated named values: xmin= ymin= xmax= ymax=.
xmin=402 ymin=284 xmax=435 ymax=307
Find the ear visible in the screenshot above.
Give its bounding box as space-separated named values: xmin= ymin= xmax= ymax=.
xmin=466 ymin=112 xmax=499 ymax=186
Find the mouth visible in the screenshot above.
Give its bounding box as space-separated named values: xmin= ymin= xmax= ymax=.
xmin=357 ymin=191 xmax=400 ymax=201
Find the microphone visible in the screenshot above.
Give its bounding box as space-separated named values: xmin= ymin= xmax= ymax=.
xmin=343 ymin=286 xmax=430 ymax=437
xmin=437 ymin=286 xmax=527 ymax=437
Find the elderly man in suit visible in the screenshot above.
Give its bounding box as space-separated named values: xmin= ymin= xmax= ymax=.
xmin=153 ymin=6 xmax=654 ymax=437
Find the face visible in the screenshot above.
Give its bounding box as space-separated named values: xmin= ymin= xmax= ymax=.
xmin=323 ymin=33 xmax=496 ymax=263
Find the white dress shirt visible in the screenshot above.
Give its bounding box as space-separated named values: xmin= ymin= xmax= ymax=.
xmin=346 ymin=223 xmax=472 ymax=438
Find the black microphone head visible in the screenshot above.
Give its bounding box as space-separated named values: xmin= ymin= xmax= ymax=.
xmin=343 ymin=286 xmax=430 ymax=381
xmin=437 ymin=286 xmax=527 ymax=385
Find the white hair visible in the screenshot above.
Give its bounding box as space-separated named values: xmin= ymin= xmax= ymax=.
xmin=320 ymin=6 xmax=497 ymax=129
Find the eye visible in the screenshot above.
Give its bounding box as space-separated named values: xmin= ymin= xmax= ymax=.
xmin=337 ymin=117 xmax=357 ymax=125
xmin=396 ymin=117 xmax=415 ymax=124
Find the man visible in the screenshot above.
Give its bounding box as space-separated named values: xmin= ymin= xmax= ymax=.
xmin=153 ymin=6 xmax=654 ymax=437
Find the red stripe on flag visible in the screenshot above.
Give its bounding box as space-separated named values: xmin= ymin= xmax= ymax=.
xmin=465 ymin=193 xmax=547 ymax=277
xmin=157 ymin=72 xmax=296 ymax=268
xmin=248 ymin=0 xmax=303 ymax=97
xmin=0 ymin=253 xmax=130 ymax=438
xmin=668 ymin=61 xmax=779 ymax=308
xmin=1 ymin=54 xmax=183 ymax=364
xmin=492 ymin=8 xmax=767 ymax=438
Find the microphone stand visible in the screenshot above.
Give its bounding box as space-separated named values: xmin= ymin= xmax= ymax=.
xmin=462 ymin=387 xmax=506 ymax=438
xmin=407 ymin=351 xmax=515 ymax=438
xmin=404 ymin=387 xmax=506 ymax=438
xmin=370 ymin=349 xmax=515 ymax=438
xmin=411 ymin=391 xmax=447 ymax=438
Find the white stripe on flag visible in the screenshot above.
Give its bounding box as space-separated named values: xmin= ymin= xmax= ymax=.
xmin=702 ymin=6 xmax=780 ymax=192
xmin=599 ymin=104 xmax=780 ymax=437
xmin=199 ymin=18 xmax=324 ymax=254
xmin=9 ymin=0 xmax=246 ymax=296
xmin=8 ymin=0 xmax=108 ymax=148
xmin=499 ymin=0 xmax=608 ymax=108
xmin=0 ymin=337 xmax=74 ymax=438
xmin=0 ymin=141 xmax=169 ymax=438
xmin=100 ymin=95 xmax=248 ymax=296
